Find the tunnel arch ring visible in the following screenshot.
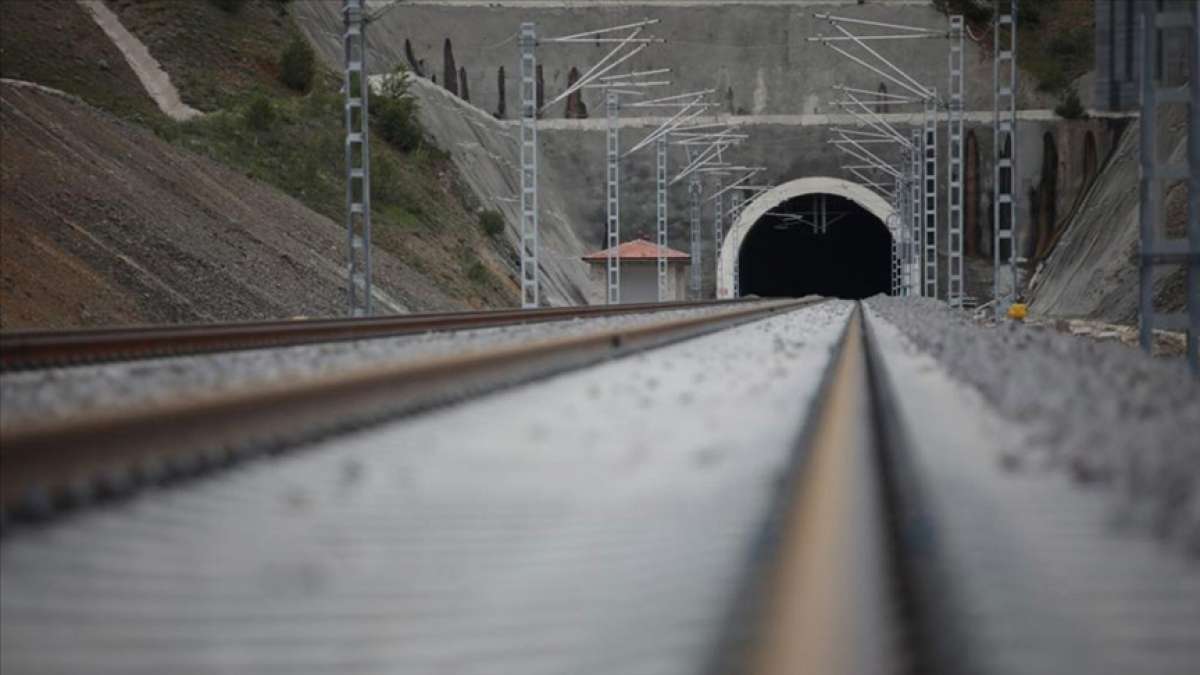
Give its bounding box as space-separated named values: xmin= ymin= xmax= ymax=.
xmin=716 ymin=177 xmax=898 ymax=298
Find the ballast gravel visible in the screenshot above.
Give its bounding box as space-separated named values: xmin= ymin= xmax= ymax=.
xmin=0 ymin=304 xmax=752 ymax=428
xmin=867 ymin=295 xmax=1200 ymax=555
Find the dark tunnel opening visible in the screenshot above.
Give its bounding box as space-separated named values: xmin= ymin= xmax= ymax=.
xmin=737 ymin=193 xmax=892 ymax=299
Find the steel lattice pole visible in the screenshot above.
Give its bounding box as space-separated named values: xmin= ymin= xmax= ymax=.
xmin=1138 ymin=1 xmax=1199 ymax=371
xmin=993 ymin=0 xmax=1018 ymax=319
xmin=688 ymin=152 xmax=702 ymax=299
xmin=910 ymin=129 xmax=923 ymax=296
xmin=656 ymin=134 xmax=669 ymax=302
xmin=343 ymin=0 xmax=371 ymax=317
xmin=605 ymin=89 xmax=621 ymax=305
xmin=948 ymin=15 xmax=965 ymax=308
xmin=923 ymin=90 xmax=939 ymax=299
xmin=730 ymin=190 xmax=744 ymax=297
xmin=712 ymin=175 xmax=725 ymax=290
xmin=519 ymin=23 xmax=540 ymax=308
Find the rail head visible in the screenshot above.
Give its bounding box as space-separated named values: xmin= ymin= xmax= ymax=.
xmin=0 ymin=298 xmax=763 ymax=371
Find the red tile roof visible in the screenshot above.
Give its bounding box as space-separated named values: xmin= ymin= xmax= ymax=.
xmin=581 ymin=238 xmax=691 ymax=263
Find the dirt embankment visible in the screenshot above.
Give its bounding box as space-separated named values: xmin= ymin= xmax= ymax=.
xmin=0 ymin=81 xmax=463 ymax=329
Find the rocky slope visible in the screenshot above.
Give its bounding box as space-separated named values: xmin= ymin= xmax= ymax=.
xmin=0 ymin=81 xmax=449 ymax=327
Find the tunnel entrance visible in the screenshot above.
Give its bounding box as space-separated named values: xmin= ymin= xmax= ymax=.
xmin=737 ymin=193 xmax=892 ymax=299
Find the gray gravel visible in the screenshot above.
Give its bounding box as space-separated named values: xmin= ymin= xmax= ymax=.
xmin=867 ymin=295 xmax=1200 ymax=555
xmin=1 ymin=301 xmax=854 ymax=675
xmin=0 ymin=305 xmax=755 ymax=428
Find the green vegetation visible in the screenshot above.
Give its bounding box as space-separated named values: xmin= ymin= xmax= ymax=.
xmin=938 ymin=0 xmax=1093 ymax=98
xmin=372 ymin=67 xmax=423 ymax=152
xmin=241 ymin=93 xmax=276 ymax=131
xmin=1054 ymin=87 xmax=1086 ymax=119
xmin=478 ymin=210 xmax=506 ymax=238
xmin=0 ymin=0 xmax=163 ymax=125
xmin=279 ymin=36 xmax=316 ymax=93
xmin=933 ymin=0 xmax=992 ymax=24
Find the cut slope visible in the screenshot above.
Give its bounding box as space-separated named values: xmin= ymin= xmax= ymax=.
xmin=0 ymin=81 xmax=458 ymax=328
xmin=1028 ymin=119 xmax=1186 ymax=324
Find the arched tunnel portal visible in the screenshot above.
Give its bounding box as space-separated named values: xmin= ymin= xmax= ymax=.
xmin=717 ymin=178 xmax=897 ymax=299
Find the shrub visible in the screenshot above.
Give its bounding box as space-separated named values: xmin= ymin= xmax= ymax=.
xmin=1054 ymin=87 xmax=1086 ymax=119
xmin=280 ymin=36 xmax=316 ymax=93
xmin=242 ymin=94 xmax=276 ymax=131
xmin=372 ymin=66 xmax=422 ymax=152
xmin=210 ymin=0 xmax=247 ymax=13
xmin=478 ymin=209 xmax=505 ymax=237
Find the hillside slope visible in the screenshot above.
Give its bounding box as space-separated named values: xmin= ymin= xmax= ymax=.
xmin=0 ymin=0 xmax=521 ymax=327
xmin=0 ymin=81 xmax=452 ymax=328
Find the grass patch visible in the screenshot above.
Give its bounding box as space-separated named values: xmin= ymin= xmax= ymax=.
xmin=0 ymin=0 xmax=163 ymax=125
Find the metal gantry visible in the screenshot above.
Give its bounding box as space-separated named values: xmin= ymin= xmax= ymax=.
xmin=519 ymin=19 xmax=663 ymax=308
xmin=923 ymin=90 xmax=939 ymax=299
xmin=811 ymin=15 xmax=944 ymax=300
xmin=518 ymin=22 xmax=539 ymax=308
xmin=343 ymin=0 xmax=372 ymax=317
xmin=947 ymin=14 xmax=965 ymax=307
xmin=1138 ymin=0 xmax=1198 ymax=371
xmin=993 ymin=0 xmax=1019 ymax=319
xmin=626 ymin=90 xmax=712 ymax=302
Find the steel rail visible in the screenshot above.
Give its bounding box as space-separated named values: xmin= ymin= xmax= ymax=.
xmin=0 ymin=298 xmax=818 ymax=521
xmin=0 ymin=298 xmax=759 ymax=371
xmin=707 ymin=303 xmax=918 ymax=675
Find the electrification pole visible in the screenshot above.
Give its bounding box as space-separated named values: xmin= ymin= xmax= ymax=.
xmin=605 ymin=88 xmax=621 ymax=304
xmin=993 ymin=0 xmax=1019 ymax=319
xmin=923 ymin=89 xmax=939 ymax=299
xmin=519 ymin=22 xmax=539 ymax=308
xmin=521 ymin=18 xmax=663 ymax=307
xmin=1138 ymin=1 xmax=1198 ymax=371
xmin=343 ymin=0 xmax=371 ymax=317
xmin=948 ymin=14 xmax=965 ymax=308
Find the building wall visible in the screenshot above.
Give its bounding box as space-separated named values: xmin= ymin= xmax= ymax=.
xmin=586 ymin=262 xmax=689 ymax=304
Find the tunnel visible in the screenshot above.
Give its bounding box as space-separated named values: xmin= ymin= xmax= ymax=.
xmin=736 ymin=193 xmax=892 ymax=299
xmin=717 ymin=177 xmax=898 ymax=300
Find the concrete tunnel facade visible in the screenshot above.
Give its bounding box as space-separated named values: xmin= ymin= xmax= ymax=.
xmin=716 ymin=177 xmax=898 ymax=299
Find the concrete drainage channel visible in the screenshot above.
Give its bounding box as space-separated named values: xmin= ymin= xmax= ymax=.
xmin=2 ymin=300 xmax=1197 ymax=674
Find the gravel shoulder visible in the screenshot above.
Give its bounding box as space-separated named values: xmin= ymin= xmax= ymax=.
xmin=0 ymin=303 xmax=781 ymax=429
xmin=867 ymin=295 xmax=1200 ymax=556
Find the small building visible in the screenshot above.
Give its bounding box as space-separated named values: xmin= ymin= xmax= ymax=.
xmin=581 ymin=238 xmax=691 ymax=303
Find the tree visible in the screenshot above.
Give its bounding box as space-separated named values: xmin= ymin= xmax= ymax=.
xmin=495 ymin=66 xmax=506 ymax=119
xmin=279 ymin=36 xmax=315 ymax=92
xmin=535 ymin=64 xmax=545 ymax=118
xmin=565 ymin=66 xmax=588 ymax=119
xmin=443 ymin=38 xmax=458 ymax=96
xmin=373 ymin=66 xmax=422 ymax=151
xmin=404 ymin=39 xmax=423 ymax=76
xmin=459 ymin=66 xmax=470 ymax=102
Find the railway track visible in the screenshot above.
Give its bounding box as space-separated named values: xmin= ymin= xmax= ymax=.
xmin=2 ymin=299 xmax=1196 ymax=674
xmin=0 ymin=298 xmax=759 ymax=371
xmin=0 ymin=297 xmax=812 ymax=518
